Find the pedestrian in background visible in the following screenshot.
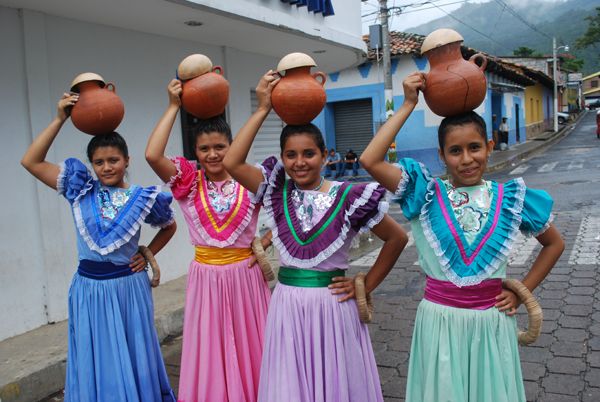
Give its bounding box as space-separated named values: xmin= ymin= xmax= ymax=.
xmin=499 ymin=116 xmax=509 ymax=150
xmin=224 ymin=70 xmax=408 ymax=402
xmin=145 ymin=80 xmax=271 ymax=402
xmin=360 ymin=72 xmax=565 ymax=402
xmin=339 ymin=148 xmax=359 ymax=177
xmin=21 ymin=94 xmax=178 ymax=401
xmin=324 ymin=147 xmax=342 ymax=177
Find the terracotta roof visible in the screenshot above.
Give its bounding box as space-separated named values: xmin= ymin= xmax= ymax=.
xmin=362 ymin=31 xmax=553 ymax=87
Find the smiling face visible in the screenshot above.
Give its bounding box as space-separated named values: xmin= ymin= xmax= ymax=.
xmin=439 ymin=122 xmax=494 ymax=187
xmin=91 ymin=146 xmax=129 ymax=188
xmin=195 ymin=131 xmax=231 ymax=181
xmin=281 ymin=133 xmax=327 ymax=190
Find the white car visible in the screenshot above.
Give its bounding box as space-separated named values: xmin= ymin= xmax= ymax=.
xmin=557 ymin=112 xmax=569 ymax=124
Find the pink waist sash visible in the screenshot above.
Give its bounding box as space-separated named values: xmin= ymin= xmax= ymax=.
xmin=424 ymin=276 xmax=502 ymax=310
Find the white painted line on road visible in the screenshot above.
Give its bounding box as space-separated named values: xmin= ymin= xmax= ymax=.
xmin=538 ymin=162 xmax=558 ymax=173
xmin=508 ymin=232 xmax=539 ymax=265
xmin=351 ymin=231 xmax=415 ymax=267
xmin=568 ymin=216 xmax=600 ymax=265
xmin=509 ymin=165 xmax=530 ymax=175
xmin=567 ymin=161 xmax=584 ymax=170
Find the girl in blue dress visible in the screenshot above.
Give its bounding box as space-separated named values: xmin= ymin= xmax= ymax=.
xmin=360 ymin=73 xmax=565 ymax=402
xmin=21 ymin=93 xmax=178 ymax=402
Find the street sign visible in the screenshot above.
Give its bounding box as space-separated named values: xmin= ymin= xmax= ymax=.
xmin=568 ymin=73 xmax=583 ymax=82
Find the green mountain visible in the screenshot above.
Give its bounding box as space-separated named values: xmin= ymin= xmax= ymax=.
xmin=407 ymin=0 xmax=600 ymax=74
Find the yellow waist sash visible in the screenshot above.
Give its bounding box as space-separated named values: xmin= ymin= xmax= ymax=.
xmin=194 ymin=246 xmax=253 ymax=265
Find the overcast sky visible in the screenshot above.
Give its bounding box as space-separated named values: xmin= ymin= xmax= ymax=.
xmin=361 ymin=0 xmax=563 ymax=33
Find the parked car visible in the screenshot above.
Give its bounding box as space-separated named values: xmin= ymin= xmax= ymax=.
xmin=587 ymin=99 xmax=600 ymax=110
xmin=557 ymin=112 xmax=569 ymax=124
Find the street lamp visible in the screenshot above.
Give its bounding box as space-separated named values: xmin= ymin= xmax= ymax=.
xmin=553 ymin=37 xmax=569 ymax=132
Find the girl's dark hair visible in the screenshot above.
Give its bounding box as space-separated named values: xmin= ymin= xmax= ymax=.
xmin=193 ymin=115 xmax=232 ymax=145
xmin=438 ymin=111 xmax=487 ymax=151
xmin=280 ymin=123 xmax=326 ymax=153
xmin=87 ymin=132 xmax=128 ymax=162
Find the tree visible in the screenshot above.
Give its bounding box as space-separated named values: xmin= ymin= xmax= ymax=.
xmin=561 ymin=57 xmax=584 ymax=72
xmin=575 ymin=7 xmax=600 ymax=50
xmin=513 ymin=46 xmax=539 ymax=57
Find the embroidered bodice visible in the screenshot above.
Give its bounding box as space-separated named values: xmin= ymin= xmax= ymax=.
xmin=168 ymin=157 xmax=259 ymax=248
xmin=57 ymin=158 xmax=175 ymax=265
xmin=291 ymin=183 xmax=342 ymax=232
xmin=394 ymin=158 xmax=553 ymax=287
xmin=253 ymin=157 xmax=388 ymax=271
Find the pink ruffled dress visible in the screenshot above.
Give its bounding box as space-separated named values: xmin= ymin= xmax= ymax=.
xmin=168 ymin=157 xmax=271 ymax=402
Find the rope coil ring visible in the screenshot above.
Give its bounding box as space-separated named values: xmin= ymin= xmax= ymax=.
xmin=354 ymin=272 xmax=374 ymax=323
xmin=138 ymin=246 xmax=161 ymax=288
xmin=503 ymin=279 xmax=543 ymax=346
xmin=252 ymin=237 xmax=275 ymax=282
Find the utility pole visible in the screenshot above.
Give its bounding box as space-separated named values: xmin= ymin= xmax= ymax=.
xmin=379 ymin=0 xmax=394 ymax=118
xmin=552 ymin=36 xmax=558 ymax=132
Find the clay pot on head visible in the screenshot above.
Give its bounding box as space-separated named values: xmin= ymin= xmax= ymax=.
xmin=181 ymin=66 xmax=229 ymax=119
xmin=421 ymin=29 xmax=488 ymax=117
xmin=70 ymin=73 xmax=125 ymax=135
xmin=271 ymin=52 xmax=327 ymax=125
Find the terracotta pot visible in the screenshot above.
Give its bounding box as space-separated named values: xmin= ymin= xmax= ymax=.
xmin=271 ymin=66 xmax=327 ymax=125
xmin=181 ymin=66 xmax=229 ymax=119
xmin=71 ymin=80 xmax=125 ymax=135
xmin=422 ymin=31 xmax=487 ymax=117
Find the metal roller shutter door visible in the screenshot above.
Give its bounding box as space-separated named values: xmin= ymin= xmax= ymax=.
xmin=333 ymin=99 xmax=373 ymax=156
xmin=250 ymin=90 xmax=284 ymax=164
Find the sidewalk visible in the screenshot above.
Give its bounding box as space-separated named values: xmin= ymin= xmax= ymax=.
xmin=0 ymin=116 xmax=581 ymax=402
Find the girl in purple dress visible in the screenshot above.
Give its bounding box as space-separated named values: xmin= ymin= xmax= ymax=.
xmin=223 ymin=71 xmax=408 ymax=402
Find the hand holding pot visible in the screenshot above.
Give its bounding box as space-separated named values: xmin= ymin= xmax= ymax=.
xmin=402 ymin=72 xmax=426 ymax=106
xmin=167 ymin=79 xmax=182 ymax=108
xmin=255 ymin=70 xmax=280 ymax=112
xmin=57 ymin=92 xmax=79 ymax=122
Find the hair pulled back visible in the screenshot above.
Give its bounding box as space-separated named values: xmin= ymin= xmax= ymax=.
xmin=193 ymin=115 xmax=232 ymax=145
xmin=87 ymin=132 xmax=129 ymax=162
xmin=438 ymin=111 xmax=487 ymax=151
xmin=280 ymin=123 xmax=326 ymax=153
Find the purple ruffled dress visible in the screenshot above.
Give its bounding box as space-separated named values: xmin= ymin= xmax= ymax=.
xmin=253 ymin=157 xmax=389 ymax=402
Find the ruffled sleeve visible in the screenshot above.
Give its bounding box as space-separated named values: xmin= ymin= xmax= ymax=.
xmin=251 ymin=156 xmax=284 ymax=204
xmin=520 ymin=187 xmax=554 ymax=237
xmin=393 ymin=158 xmax=434 ymax=220
xmin=57 ymin=158 xmax=94 ymax=203
xmin=167 ymin=156 xmax=199 ymax=200
xmin=144 ymin=191 xmax=176 ymax=229
xmin=348 ymin=183 xmax=389 ymax=233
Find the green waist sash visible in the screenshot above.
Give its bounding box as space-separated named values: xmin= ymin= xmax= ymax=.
xmin=278 ymin=266 xmax=345 ymax=288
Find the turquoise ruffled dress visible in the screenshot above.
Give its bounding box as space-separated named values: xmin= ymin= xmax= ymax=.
xmin=394 ymin=158 xmax=553 ymax=402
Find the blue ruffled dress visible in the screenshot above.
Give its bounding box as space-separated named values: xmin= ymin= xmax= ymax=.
xmin=57 ymin=158 xmax=177 ymax=402
xmin=394 ymin=158 xmax=553 ymax=402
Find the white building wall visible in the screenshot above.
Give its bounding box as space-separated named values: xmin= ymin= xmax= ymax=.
xmin=0 ymin=6 xmax=281 ymax=341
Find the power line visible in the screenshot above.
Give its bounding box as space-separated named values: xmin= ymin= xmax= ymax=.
xmin=429 ymin=1 xmax=513 ymax=52
xmin=493 ymin=0 xmax=551 ymax=39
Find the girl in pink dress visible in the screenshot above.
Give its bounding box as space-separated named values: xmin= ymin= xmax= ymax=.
xmin=146 ymin=80 xmax=271 ymax=402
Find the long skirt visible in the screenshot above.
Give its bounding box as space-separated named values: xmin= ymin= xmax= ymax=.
xmin=177 ymin=259 xmax=271 ymax=402
xmin=66 ymin=271 xmax=176 ymax=402
xmin=406 ymin=299 xmax=526 ymax=402
xmin=258 ymin=283 xmax=384 ymax=402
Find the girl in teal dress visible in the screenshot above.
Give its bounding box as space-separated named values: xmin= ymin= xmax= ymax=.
xmin=360 ymin=72 xmax=565 ymax=402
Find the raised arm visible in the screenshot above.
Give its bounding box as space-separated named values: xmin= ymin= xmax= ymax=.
xmin=223 ymin=71 xmax=280 ymax=194
xmin=21 ymin=93 xmax=79 ymax=189
xmin=145 ymin=79 xmax=181 ymax=183
xmin=359 ymin=72 xmax=425 ymax=192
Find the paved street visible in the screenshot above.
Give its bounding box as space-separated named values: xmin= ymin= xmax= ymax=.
xmin=41 ymin=112 xmax=600 ymax=402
